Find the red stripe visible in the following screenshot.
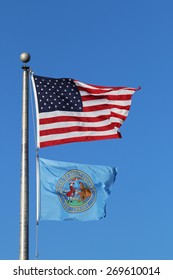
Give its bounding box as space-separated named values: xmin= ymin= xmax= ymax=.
xmin=78 ymin=86 xmax=135 ymax=94
xmin=40 ymin=116 xmax=107 ymax=125
xmin=40 ymin=123 xmax=120 ymax=136
xmin=75 ymin=81 xmax=124 ymax=89
xmin=81 ymin=94 xmax=132 ymax=102
xmin=83 ymin=104 xmax=130 ymax=113
xmin=83 ymin=104 xmax=130 ymax=112
xmin=40 ymin=133 xmax=122 ymax=148
xmin=40 ymin=111 xmax=126 ymax=125
xmin=75 ymin=81 xmax=137 ymax=91
xmin=78 ymin=86 xmax=114 ymax=94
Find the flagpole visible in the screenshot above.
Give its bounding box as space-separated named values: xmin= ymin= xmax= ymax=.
xmin=35 ymin=148 xmax=40 ymax=259
xmin=19 ymin=52 xmax=30 ymax=260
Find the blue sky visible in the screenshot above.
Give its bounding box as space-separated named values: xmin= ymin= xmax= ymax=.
xmin=0 ymin=0 xmax=173 ymax=260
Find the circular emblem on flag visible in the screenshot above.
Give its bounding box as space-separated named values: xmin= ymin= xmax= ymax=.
xmin=56 ymin=170 xmax=96 ymax=213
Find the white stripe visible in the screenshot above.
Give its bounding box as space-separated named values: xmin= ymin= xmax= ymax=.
xmin=80 ymin=89 xmax=135 ymax=96
xmin=83 ymin=99 xmax=132 ymax=107
xmin=110 ymin=117 xmax=123 ymax=124
xmin=40 ymin=118 xmax=122 ymax=130
xmin=40 ymin=128 xmax=119 ymax=142
xmin=39 ymin=107 xmax=129 ymax=119
xmin=111 ymin=108 xmax=129 ymax=116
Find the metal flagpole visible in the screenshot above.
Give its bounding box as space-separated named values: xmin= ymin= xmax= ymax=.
xmin=35 ymin=148 xmax=40 ymax=259
xmin=19 ymin=52 xmax=31 ymax=260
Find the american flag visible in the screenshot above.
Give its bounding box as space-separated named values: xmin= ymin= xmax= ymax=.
xmin=31 ymin=74 xmax=140 ymax=148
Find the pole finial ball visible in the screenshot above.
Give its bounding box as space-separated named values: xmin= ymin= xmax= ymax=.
xmin=20 ymin=52 xmax=31 ymax=63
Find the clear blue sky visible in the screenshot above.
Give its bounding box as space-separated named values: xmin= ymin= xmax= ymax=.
xmin=0 ymin=0 xmax=173 ymax=260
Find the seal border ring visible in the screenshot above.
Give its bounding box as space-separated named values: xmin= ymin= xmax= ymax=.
xmin=56 ymin=169 xmax=97 ymax=213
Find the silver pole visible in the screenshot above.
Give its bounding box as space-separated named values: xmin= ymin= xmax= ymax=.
xmin=19 ymin=52 xmax=31 ymax=260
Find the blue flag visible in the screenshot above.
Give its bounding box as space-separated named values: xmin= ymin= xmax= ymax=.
xmin=38 ymin=157 xmax=117 ymax=221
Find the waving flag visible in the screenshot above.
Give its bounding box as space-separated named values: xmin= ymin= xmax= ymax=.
xmin=31 ymin=74 xmax=140 ymax=148
xmin=38 ymin=157 xmax=117 ymax=221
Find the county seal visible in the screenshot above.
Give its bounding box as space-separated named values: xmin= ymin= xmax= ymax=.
xmin=56 ymin=169 xmax=96 ymax=213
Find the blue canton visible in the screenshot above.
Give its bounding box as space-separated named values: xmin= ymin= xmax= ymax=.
xmin=33 ymin=75 xmax=83 ymax=113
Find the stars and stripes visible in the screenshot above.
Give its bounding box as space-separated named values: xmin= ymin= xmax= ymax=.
xmin=31 ymin=74 xmax=140 ymax=148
